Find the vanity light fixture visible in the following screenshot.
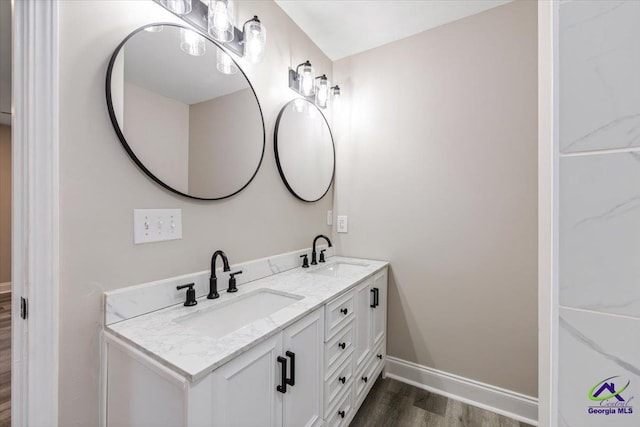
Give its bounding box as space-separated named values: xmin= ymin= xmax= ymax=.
xmin=153 ymin=0 xmax=267 ymax=64
xmin=315 ymin=74 xmax=329 ymax=108
xmin=208 ymin=0 xmax=235 ymax=42
xmin=243 ymin=16 xmax=267 ymax=63
xmin=288 ymin=63 xmax=342 ymax=109
xmin=163 ymin=0 xmax=192 ymax=15
xmin=180 ymin=28 xmax=206 ymax=56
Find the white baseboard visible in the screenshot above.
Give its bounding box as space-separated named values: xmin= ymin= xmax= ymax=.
xmin=385 ymin=356 xmax=538 ymax=426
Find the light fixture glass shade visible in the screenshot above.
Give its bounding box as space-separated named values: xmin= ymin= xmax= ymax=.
xmin=243 ymin=16 xmax=266 ymax=63
xmin=163 ymin=0 xmax=192 ymax=15
xmin=217 ymin=50 xmax=238 ymax=74
xmin=298 ymin=61 xmax=314 ymax=97
xmin=315 ymin=75 xmax=328 ymax=108
xmin=180 ymin=28 xmax=206 ymax=56
xmin=208 ymin=0 xmax=235 ymax=42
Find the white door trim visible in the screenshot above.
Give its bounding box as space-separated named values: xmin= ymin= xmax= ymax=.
xmin=12 ymin=0 xmax=60 ymax=425
xmin=537 ymin=1 xmax=559 ymax=426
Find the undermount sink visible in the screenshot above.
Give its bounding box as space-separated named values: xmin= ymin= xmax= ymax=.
xmin=175 ymin=289 xmax=303 ymax=340
xmin=309 ymin=261 xmax=370 ymax=278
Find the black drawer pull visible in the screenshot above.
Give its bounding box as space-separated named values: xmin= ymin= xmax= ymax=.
xmin=377 ymin=354 xmax=383 ymax=359
xmin=370 ymin=288 xmax=376 ymax=308
xmin=362 ymin=376 xmax=368 ymax=383
xmin=339 ymin=376 xmax=346 ymax=384
xmin=338 ymin=342 xmax=346 ymax=350
xmin=338 ymin=410 xmax=345 ymax=418
xmin=277 ymin=356 xmax=287 ymax=393
xmin=286 ymin=351 xmax=295 ymax=386
xmin=340 ymin=307 xmax=348 ymax=315
xmin=371 ymin=287 xmax=379 ymax=308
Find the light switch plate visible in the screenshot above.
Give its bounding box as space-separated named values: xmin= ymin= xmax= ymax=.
xmin=327 ymin=210 xmax=333 ymax=226
xmin=134 ymin=209 xmax=182 ymax=244
xmin=337 ymin=215 xmax=348 ymax=233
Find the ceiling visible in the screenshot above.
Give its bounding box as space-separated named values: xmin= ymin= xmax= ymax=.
xmin=274 ymin=0 xmax=513 ymax=60
xmin=124 ymin=26 xmax=249 ymax=105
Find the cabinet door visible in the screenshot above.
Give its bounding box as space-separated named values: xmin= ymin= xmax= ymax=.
xmin=211 ymin=334 xmax=283 ymax=427
xmin=282 ymin=308 xmax=324 ymax=427
xmin=371 ymin=269 xmax=388 ymax=347
xmin=353 ymin=278 xmax=373 ymax=374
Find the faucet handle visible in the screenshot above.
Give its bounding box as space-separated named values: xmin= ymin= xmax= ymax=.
xmin=176 ymin=283 xmax=197 ymax=307
xmin=319 ymin=249 xmax=327 ymax=263
xmin=300 ymin=254 xmax=309 ymax=268
xmin=228 ymin=270 xmax=242 ymax=293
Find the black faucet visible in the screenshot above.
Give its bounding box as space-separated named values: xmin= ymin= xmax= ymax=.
xmin=311 ymin=235 xmax=332 ymax=265
xmin=208 ymin=250 xmax=231 ymax=299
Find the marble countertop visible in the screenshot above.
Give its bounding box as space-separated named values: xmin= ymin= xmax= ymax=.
xmin=105 ymin=256 xmax=388 ymax=383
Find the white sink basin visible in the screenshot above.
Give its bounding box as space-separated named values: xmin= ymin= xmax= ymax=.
xmin=175 ymin=289 xmax=303 ymax=340
xmin=309 ymin=261 xmax=369 ymax=278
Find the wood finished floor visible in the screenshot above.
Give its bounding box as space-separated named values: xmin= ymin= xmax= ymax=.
xmin=350 ymin=377 xmax=534 ymax=427
xmin=0 ymin=292 xmax=9 ymax=427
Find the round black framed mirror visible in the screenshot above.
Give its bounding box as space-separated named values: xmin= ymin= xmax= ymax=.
xmin=274 ymin=99 xmax=335 ymax=202
xmin=106 ymin=23 xmax=265 ymax=200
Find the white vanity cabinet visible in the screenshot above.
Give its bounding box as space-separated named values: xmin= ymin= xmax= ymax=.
xmin=103 ymin=265 xmax=388 ymax=427
xmin=210 ymin=308 xmax=324 ymax=427
xmin=105 ymin=308 xmax=324 ymax=427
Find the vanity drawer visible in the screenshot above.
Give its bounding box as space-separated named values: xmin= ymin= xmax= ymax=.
xmin=325 ymin=290 xmax=354 ymax=340
xmin=324 ymin=321 xmax=354 ymax=378
xmin=324 ymin=352 xmax=354 ymax=416
xmin=354 ymin=349 xmax=382 ymax=406
xmin=324 ymin=383 xmax=354 ymax=427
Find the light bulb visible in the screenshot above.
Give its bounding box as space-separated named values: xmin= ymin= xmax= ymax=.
xmin=208 ymin=0 xmax=235 ymax=42
xmin=315 ymin=75 xmax=328 ymax=108
xmin=217 ymin=50 xmax=238 ymax=75
xmin=163 ymin=0 xmax=192 ymax=15
xmin=243 ymin=16 xmax=266 ymax=63
xmin=297 ymin=61 xmax=314 ymax=97
xmin=180 ymin=28 xmax=206 ymax=56
xmin=331 ymin=85 xmax=341 ymax=108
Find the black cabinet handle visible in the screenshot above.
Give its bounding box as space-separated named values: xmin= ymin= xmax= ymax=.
xmin=340 ymin=307 xmax=348 ymax=315
xmin=362 ymin=376 xmax=368 ymax=383
xmin=338 ymin=342 xmax=346 ymax=350
xmin=371 ymin=287 xmax=379 ymax=308
xmin=339 ymin=376 xmax=346 ymax=384
xmin=377 ymin=354 xmax=383 ymax=359
xmin=285 ymin=351 xmax=295 ymax=386
xmin=338 ymin=410 xmax=345 ymax=418
xmin=277 ymin=356 xmax=287 ymax=393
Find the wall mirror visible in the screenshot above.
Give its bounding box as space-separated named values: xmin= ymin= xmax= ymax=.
xmin=274 ymin=99 xmax=335 ymax=202
xmin=106 ymin=23 xmax=265 ymax=200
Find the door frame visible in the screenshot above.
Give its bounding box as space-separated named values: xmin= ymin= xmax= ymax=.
xmin=538 ymin=1 xmax=559 ymax=426
xmin=12 ymin=0 xmax=60 ymax=425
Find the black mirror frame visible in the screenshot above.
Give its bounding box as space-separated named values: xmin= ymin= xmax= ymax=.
xmin=274 ymin=98 xmax=336 ymax=203
xmin=105 ymin=23 xmax=266 ymax=201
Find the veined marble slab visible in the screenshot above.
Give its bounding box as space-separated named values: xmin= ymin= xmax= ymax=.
xmin=559 ymin=308 xmax=640 ymax=427
xmin=104 ymin=256 xmax=388 ymax=382
xmin=104 ymin=245 xmax=333 ymax=325
xmin=560 ymin=153 xmax=640 ymax=318
xmin=560 ymin=0 xmax=640 ymax=153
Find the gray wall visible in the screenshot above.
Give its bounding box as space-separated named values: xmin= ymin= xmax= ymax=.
xmin=332 ymin=0 xmax=538 ymax=397
xmin=57 ymin=1 xmax=332 ymax=425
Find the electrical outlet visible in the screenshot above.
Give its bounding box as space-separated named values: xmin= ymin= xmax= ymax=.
xmin=327 ymin=210 xmax=333 ymax=226
xmin=337 ymin=215 xmax=348 ymax=233
xmin=134 ymin=209 xmax=182 ymax=244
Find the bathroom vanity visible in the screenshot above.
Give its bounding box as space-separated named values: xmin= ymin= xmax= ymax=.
xmin=102 ymin=254 xmax=388 ymax=427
